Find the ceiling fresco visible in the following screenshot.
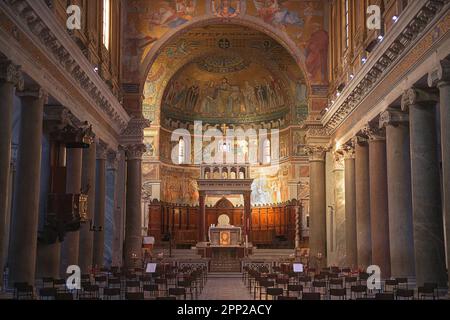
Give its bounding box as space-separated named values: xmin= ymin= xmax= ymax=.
xmin=123 ymin=0 xmax=328 ymax=86
xmin=142 ymin=24 xmax=308 ymax=125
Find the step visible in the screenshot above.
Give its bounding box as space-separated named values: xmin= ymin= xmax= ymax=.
xmin=208 ymin=272 xmax=243 ymax=279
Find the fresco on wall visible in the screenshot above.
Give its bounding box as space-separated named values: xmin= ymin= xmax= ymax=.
xmin=161 ymin=166 xmax=200 ymax=205
xmin=162 ymin=58 xmax=290 ymax=122
xmin=212 ymin=0 xmax=241 ymax=17
xmin=252 ymin=0 xmax=304 ymax=30
xmin=147 ymin=0 xmax=198 ymax=28
xmin=251 ymin=166 xmax=289 ymax=205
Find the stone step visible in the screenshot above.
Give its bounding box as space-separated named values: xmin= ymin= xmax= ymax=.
xmin=208 ymin=273 xmax=243 ymax=279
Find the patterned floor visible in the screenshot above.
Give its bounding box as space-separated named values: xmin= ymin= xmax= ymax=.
xmin=198 ymin=277 xmax=253 ymax=300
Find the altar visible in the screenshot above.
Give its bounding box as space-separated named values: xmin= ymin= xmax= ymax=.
xmin=209 ymin=226 xmax=242 ymax=246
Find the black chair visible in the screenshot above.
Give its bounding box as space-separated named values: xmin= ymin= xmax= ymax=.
xmin=103 ymin=288 xmax=121 ymax=300
xmin=56 ymin=292 xmax=74 ymax=300
xmin=384 ymin=279 xmax=398 ymax=293
xmin=396 ymin=289 xmax=414 ymax=300
xmin=302 ymin=292 xmax=321 ymax=300
xmin=126 ymin=280 xmax=141 ymax=293
xmin=350 ymin=285 xmax=367 ymax=300
xmin=278 ymin=296 xmax=297 ymax=300
xmin=169 ymin=288 xmax=187 ymax=300
xmin=14 ymin=283 xmax=34 ymax=300
xmin=266 ymin=288 xmax=284 ymax=300
xmin=329 ymin=288 xmax=346 ymax=300
xmin=156 ymin=296 xmax=177 ymax=300
xmin=329 ymin=278 xmax=344 ymax=289
xmin=39 ymin=288 xmax=57 ymax=300
xmin=287 ymin=285 xmax=303 ymax=298
xmin=42 ymin=278 xmax=54 ymax=288
xmin=125 ymin=292 xmax=144 ymax=300
xmin=259 ymin=280 xmax=275 ymax=300
xmin=396 ymin=278 xmax=408 ymax=289
xmin=311 ymin=281 xmax=327 ymax=297
xmin=80 ymin=284 xmax=100 ymax=300
xmin=418 ymin=283 xmax=437 ymax=300
xmin=143 ymin=285 xmax=160 ymax=299
xmin=375 ymin=293 xmax=394 ymax=300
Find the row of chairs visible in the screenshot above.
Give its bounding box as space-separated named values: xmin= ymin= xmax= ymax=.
xmin=244 ymin=265 xmax=441 ymax=300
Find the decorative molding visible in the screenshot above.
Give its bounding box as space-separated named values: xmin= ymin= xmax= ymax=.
xmin=0 ymin=59 xmax=24 ymax=89
xmin=351 ymin=135 xmax=368 ymax=147
xmin=333 ymin=151 xmax=345 ymax=171
xmin=342 ymin=144 xmax=356 ymax=160
xmin=428 ymin=59 xmax=450 ymax=87
xmin=124 ymin=144 xmax=147 ymax=161
xmin=121 ymin=115 xmax=151 ymax=146
xmin=96 ymin=141 xmax=108 ymax=160
xmin=362 ymin=123 xmax=386 ymax=141
xmin=379 ymin=108 xmax=409 ymax=128
xmin=304 ymin=145 xmax=329 ymax=162
xmin=322 ymin=0 xmax=447 ymax=133
xmin=16 ymin=85 xmax=48 ymax=102
xmin=401 ymin=88 xmax=439 ymax=111
xmin=1 ymin=0 xmax=129 ymax=132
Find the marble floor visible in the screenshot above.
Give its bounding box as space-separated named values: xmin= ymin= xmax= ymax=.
xmin=198 ymin=277 xmax=254 ymax=300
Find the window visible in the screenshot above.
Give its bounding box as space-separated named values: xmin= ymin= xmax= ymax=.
xmin=178 ymin=138 xmax=186 ymax=164
xmin=102 ymin=0 xmax=111 ymax=50
xmin=263 ymin=139 xmax=271 ymax=164
xmin=344 ymin=0 xmax=350 ymax=49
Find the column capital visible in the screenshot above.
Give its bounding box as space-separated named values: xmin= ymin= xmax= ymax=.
xmin=0 ymin=60 xmax=24 ymax=89
xmin=304 ymin=145 xmax=329 ymax=162
xmin=379 ymin=108 xmax=409 ymax=128
xmin=96 ymin=141 xmax=108 ymax=160
xmin=107 ymin=150 xmax=119 ymax=170
xmin=123 ymin=144 xmax=146 ymax=161
xmin=401 ymin=88 xmax=438 ymax=111
xmin=17 ymin=86 xmax=48 ymax=103
xmin=351 ymin=135 xmax=368 ymax=147
xmin=333 ymin=151 xmax=345 ymax=171
xmin=362 ymin=123 xmax=385 ymax=141
xmin=59 ymin=123 xmax=95 ymax=148
xmin=428 ymin=59 xmax=450 ymax=88
xmin=342 ymin=144 xmax=356 ymax=160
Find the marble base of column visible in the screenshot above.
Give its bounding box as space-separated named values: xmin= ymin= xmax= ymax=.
xmin=60 ymin=148 xmax=83 ymax=274
xmin=354 ymin=138 xmax=372 ymax=269
xmin=36 ymin=243 xmax=61 ymax=279
xmin=9 ymin=88 xmax=46 ymax=286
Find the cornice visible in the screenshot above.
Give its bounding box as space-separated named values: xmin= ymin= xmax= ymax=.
xmin=322 ymin=0 xmax=447 ymax=133
xmin=1 ymin=0 xmax=130 ymax=132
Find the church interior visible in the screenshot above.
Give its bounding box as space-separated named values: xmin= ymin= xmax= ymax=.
xmin=0 ymin=0 xmax=449 ymax=301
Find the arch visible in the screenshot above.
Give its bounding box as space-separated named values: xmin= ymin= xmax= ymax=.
xmin=139 ymin=15 xmax=312 ymax=96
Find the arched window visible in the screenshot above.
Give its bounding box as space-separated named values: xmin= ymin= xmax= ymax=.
xmin=102 ymin=0 xmax=111 ymax=50
xmin=178 ymin=138 xmax=186 ymax=164
xmin=263 ymin=139 xmax=271 ymax=164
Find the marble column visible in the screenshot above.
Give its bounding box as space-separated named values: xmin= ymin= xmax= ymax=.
xmin=112 ymin=149 xmax=126 ymax=267
xmin=353 ymin=136 xmax=371 ymax=269
xmin=105 ymin=150 xmax=119 ymax=267
xmin=9 ymin=87 xmax=47 ymax=286
xmin=60 ymin=147 xmax=83 ymax=273
xmin=199 ymin=192 xmax=206 ymax=242
xmin=332 ymin=152 xmax=346 ymax=267
xmin=79 ymin=142 xmax=96 ymax=273
xmin=401 ymin=88 xmax=447 ymax=287
xmin=380 ymin=109 xmax=415 ymax=279
xmin=343 ymin=145 xmax=357 ymax=268
xmin=0 ymin=61 xmax=22 ymax=287
xmin=124 ymin=144 xmax=146 ymax=268
xmin=93 ymin=142 xmax=107 ymax=268
xmin=363 ymin=124 xmax=391 ymax=279
xmin=306 ymin=146 xmax=328 ymax=265
xmin=36 ymin=142 xmax=65 ymax=279
xmin=428 ymin=60 xmax=450 ymax=289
